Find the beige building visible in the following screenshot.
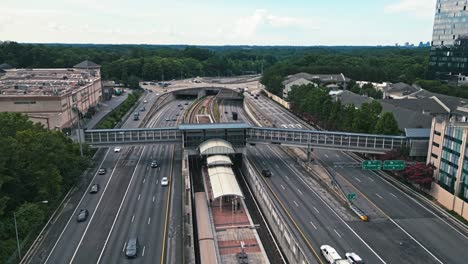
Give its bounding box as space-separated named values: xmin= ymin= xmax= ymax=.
xmin=427 ymin=113 xmax=468 ymax=220
xmin=0 ymin=60 xmax=102 ymax=130
xmin=282 ymin=72 xmax=350 ymax=98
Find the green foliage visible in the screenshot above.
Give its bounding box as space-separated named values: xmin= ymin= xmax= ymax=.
xmin=415 ymin=79 xmax=468 ymax=99
xmin=261 ymin=47 xmax=429 ymax=96
xmin=0 ymin=112 xmax=89 ymax=261
xmin=96 ymin=90 xmax=143 ymax=129
xmin=350 ymin=83 xmax=383 ymax=99
xmin=288 ymin=85 xmax=400 ymax=135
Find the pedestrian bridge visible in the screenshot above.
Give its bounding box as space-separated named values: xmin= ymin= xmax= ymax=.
xmin=82 ymin=123 xmax=406 ymax=154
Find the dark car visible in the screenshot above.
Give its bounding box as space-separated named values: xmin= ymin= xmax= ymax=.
xmin=165 ymin=117 xmax=170 ymax=121
xmin=98 ymin=168 xmax=107 ymax=175
xmin=184 ymin=102 xmax=189 ymax=105
xmin=172 ymin=117 xmax=177 ymax=121
xmin=150 ymin=160 xmax=158 ymax=168
xmin=125 ymin=237 xmax=139 ymax=258
xmin=89 ymin=184 xmax=100 ymax=194
xmin=140 ymin=106 xmax=145 ymax=112
xmin=261 ymin=169 xmax=272 ymax=177
xmin=77 ymin=209 xmax=89 ymax=222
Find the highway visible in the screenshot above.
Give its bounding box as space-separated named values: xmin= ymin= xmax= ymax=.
xmin=44 ymin=93 xmax=187 ymax=264
xmin=247 ymin=94 xmax=468 ymax=263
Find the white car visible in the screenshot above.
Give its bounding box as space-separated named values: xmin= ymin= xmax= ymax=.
xmin=320 ymin=245 xmax=342 ymax=264
xmin=345 ymin=253 xmax=364 ymax=264
xmin=161 ymin=177 xmax=169 ymax=186
xmin=143 ymin=100 xmax=148 ymax=103
xmin=114 ymin=146 xmax=121 ymax=153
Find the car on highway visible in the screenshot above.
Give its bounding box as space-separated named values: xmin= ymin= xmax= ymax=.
xmin=176 ymin=113 xmax=179 ymax=116
xmin=98 ymin=168 xmax=107 ymax=175
xmin=150 ymin=160 xmax=159 ymax=168
xmin=178 ymin=104 xmax=182 ymax=107
xmin=77 ymin=209 xmax=89 ymax=222
xmin=165 ymin=117 xmax=170 ymax=121
xmin=172 ymin=117 xmax=177 ymax=121
xmin=125 ymin=237 xmax=139 ymax=258
xmin=345 ymin=253 xmax=364 ymax=264
xmin=89 ymin=184 xmax=100 ymax=194
xmin=161 ymin=177 xmax=169 ymax=186
xmin=184 ymin=102 xmax=189 ymax=105
xmin=143 ymin=100 xmax=148 ymax=103
xmin=262 ymin=169 xmax=272 ymax=177
xmin=140 ymin=106 xmax=145 ymax=111
xmin=320 ymin=245 xmax=347 ymax=264
xmin=114 ymin=147 xmax=121 ymax=153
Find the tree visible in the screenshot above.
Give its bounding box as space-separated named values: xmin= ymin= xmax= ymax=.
xmin=374 ymin=112 xmax=400 ymax=135
xmin=401 ymin=163 xmax=434 ymax=190
xmin=127 ymin=75 xmax=140 ymax=89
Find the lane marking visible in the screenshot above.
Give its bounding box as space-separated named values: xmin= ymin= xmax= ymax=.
xmin=44 ymin=149 xmax=112 ymax=264
xmin=334 ymin=229 xmax=342 ymax=238
xmin=293 ymin=201 xmax=299 ymax=207
xmin=335 ymin=154 xmax=340 ymax=158
xmin=95 ymin=147 xmax=146 ymax=264
xmin=310 ymin=221 xmax=317 ymax=230
xmin=313 ymin=207 xmax=320 ymax=214
xmin=143 ymin=178 xmax=146 ymax=183
xmin=148 ymin=217 xmax=151 ymax=225
xmin=122 ymin=242 xmax=126 ymax=252
xmin=368 ymin=177 xmax=375 ymax=182
xmin=153 ymin=196 xmax=155 ymax=202
xmin=280 ymin=184 xmax=285 ymax=190
xmin=297 ymin=189 xmax=303 ymax=195
xmin=138 ymin=194 xmax=141 ymax=201
xmin=285 ymin=175 xmax=290 ymax=180
xmin=390 ymin=193 xmax=398 ymax=199
xmin=131 ymin=215 xmax=135 ymax=223
xmin=156 ymin=180 xmax=159 ymax=184
xmin=324 ymin=154 xmax=329 ymax=158
xmin=376 ymin=193 xmax=384 ymax=199
xmin=142 ymin=246 xmax=146 ymax=257
xmin=355 ymin=177 xmax=362 ymax=183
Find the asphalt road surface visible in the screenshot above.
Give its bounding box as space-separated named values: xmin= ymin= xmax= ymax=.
xmin=44 ymin=95 xmax=187 ymax=264
xmin=246 ymin=94 xmax=468 ymax=264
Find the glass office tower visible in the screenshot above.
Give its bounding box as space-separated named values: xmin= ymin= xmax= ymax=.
xmin=430 ymin=0 xmax=468 ymax=81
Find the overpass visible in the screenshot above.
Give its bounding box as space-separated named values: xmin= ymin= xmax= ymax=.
xmin=82 ymin=123 xmax=406 ymax=154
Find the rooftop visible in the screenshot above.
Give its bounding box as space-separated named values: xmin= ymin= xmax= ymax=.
xmin=73 ymin=60 xmax=101 ymax=69
xmin=283 ymin=72 xmax=350 ymax=85
xmin=0 ymin=66 xmax=101 ymax=97
xmin=179 ymin=123 xmax=251 ymax=130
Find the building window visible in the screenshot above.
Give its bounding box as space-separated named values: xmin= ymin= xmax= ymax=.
xmin=433 ymin=142 xmax=440 ymax=148
xmin=431 ymin=153 xmax=439 ymax=159
xmin=14 ymin=101 xmax=36 ymax=104
xmin=434 ymin=130 xmax=442 ymax=136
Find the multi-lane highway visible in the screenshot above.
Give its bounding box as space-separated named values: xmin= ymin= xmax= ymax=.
xmin=246 ymin=93 xmax=468 ymax=263
xmin=44 ymin=93 xmax=187 ymax=264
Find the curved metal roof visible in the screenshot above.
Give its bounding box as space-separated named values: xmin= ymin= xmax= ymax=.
xmin=207 ymin=166 xmax=243 ymax=199
xmin=207 ymin=155 xmax=232 ymax=167
xmin=199 ymin=139 xmax=235 ymax=155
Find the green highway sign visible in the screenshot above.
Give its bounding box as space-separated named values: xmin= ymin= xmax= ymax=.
xmin=383 ymin=160 xmax=405 ymax=170
xmin=347 ymin=193 xmax=357 ymax=201
xmin=362 ymin=160 xmax=382 ymax=170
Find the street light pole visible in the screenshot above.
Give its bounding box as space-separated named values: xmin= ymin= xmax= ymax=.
xmin=14 ymin=212 xmax=21 ymax=260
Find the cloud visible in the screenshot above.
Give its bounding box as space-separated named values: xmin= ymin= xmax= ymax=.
xmin=231 ymin=9 xmax=320 ymax=40
xmin=384 ymin=0 xmax=437 ymax=18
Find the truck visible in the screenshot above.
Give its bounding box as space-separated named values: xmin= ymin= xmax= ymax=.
xmin=232 ymin=112 xmax=238 ymax=121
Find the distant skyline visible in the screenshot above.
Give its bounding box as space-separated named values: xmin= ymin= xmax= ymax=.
xmin=0 ymin=0 xmax=437 ymax=46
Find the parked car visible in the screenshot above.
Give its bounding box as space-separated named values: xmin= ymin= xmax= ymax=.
xmin=89 ymin=184 xmax=100 ymax=194
xmin=161 ymin=177 xmax=169 ymax=186
xmin=151 ymin=160 xmax=159 ymax=168
xmin=262 ymin=169 xmax=272 ymax=177
xmin=77 ymin=209 xmax=89 ymax=222
xmin=345 ymin=253 xmax=364 ymax=264
xmin=114 ymin=147 xmax=122 ymax=152
xmin=125 ymin=237 xmax=139 ymax=258
xmin=98 ymin=168 xmax=107 ymax=175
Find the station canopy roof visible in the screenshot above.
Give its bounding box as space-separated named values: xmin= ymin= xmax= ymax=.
xmin=199 ymin=139 xmax=235 ymax=155
xmin=208 ymin=166 xmax=243 ymax=199
xmin=207 ymin=155 xmax=233 ymax=167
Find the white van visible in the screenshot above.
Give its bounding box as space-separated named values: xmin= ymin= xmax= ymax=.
xmin=320 ymin=245 xmax=348 ymax=264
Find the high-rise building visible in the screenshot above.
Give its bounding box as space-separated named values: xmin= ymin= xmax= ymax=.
xmin=429 ymin=0 xmax=468 ymax=83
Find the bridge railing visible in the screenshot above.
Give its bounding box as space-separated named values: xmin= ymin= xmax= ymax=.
xmin=246 ymin=127 xmax=406 ymax=152
xmin=84 ymin=127 xmax=181 ymax=145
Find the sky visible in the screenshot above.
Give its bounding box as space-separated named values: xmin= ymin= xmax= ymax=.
xmin=0 ymin=0 xmax=437 ymax=46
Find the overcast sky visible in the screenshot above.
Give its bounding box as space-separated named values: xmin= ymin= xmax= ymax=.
xmin=0 ymin=0 xmax=437 ymax=46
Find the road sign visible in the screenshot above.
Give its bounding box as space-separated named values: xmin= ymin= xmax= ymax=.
xmin=383 ymin=160 xmax=405 ymax=170
xmin=362 ymin=160 xmax=382 ymax=170
xmin=347 ymin=193 xmax=357 ymax=201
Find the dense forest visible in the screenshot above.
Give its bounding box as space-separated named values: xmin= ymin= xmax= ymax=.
xmin=0 ymin=113 xmax=90 ymax=261
xmin=287 ymin=84 xmax=400 ymax=135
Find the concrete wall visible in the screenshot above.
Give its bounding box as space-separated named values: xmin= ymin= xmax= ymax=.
xmin=430 ymin=184 xmax=468 ymax=220
xmin=242 ymin=156 xmax=311 ymax=264
xmin=262 ymin=89 xmax=290 ymax=109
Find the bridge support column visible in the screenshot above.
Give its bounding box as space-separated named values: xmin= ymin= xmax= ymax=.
xmin=307 ymin=148 xmax=313 ymax=163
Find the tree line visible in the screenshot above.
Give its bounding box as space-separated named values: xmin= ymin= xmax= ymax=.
xmin=0 ymin=113 xmax=90 ymax=261
xmin=287 ymin=84 xmax=400 ymax=135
